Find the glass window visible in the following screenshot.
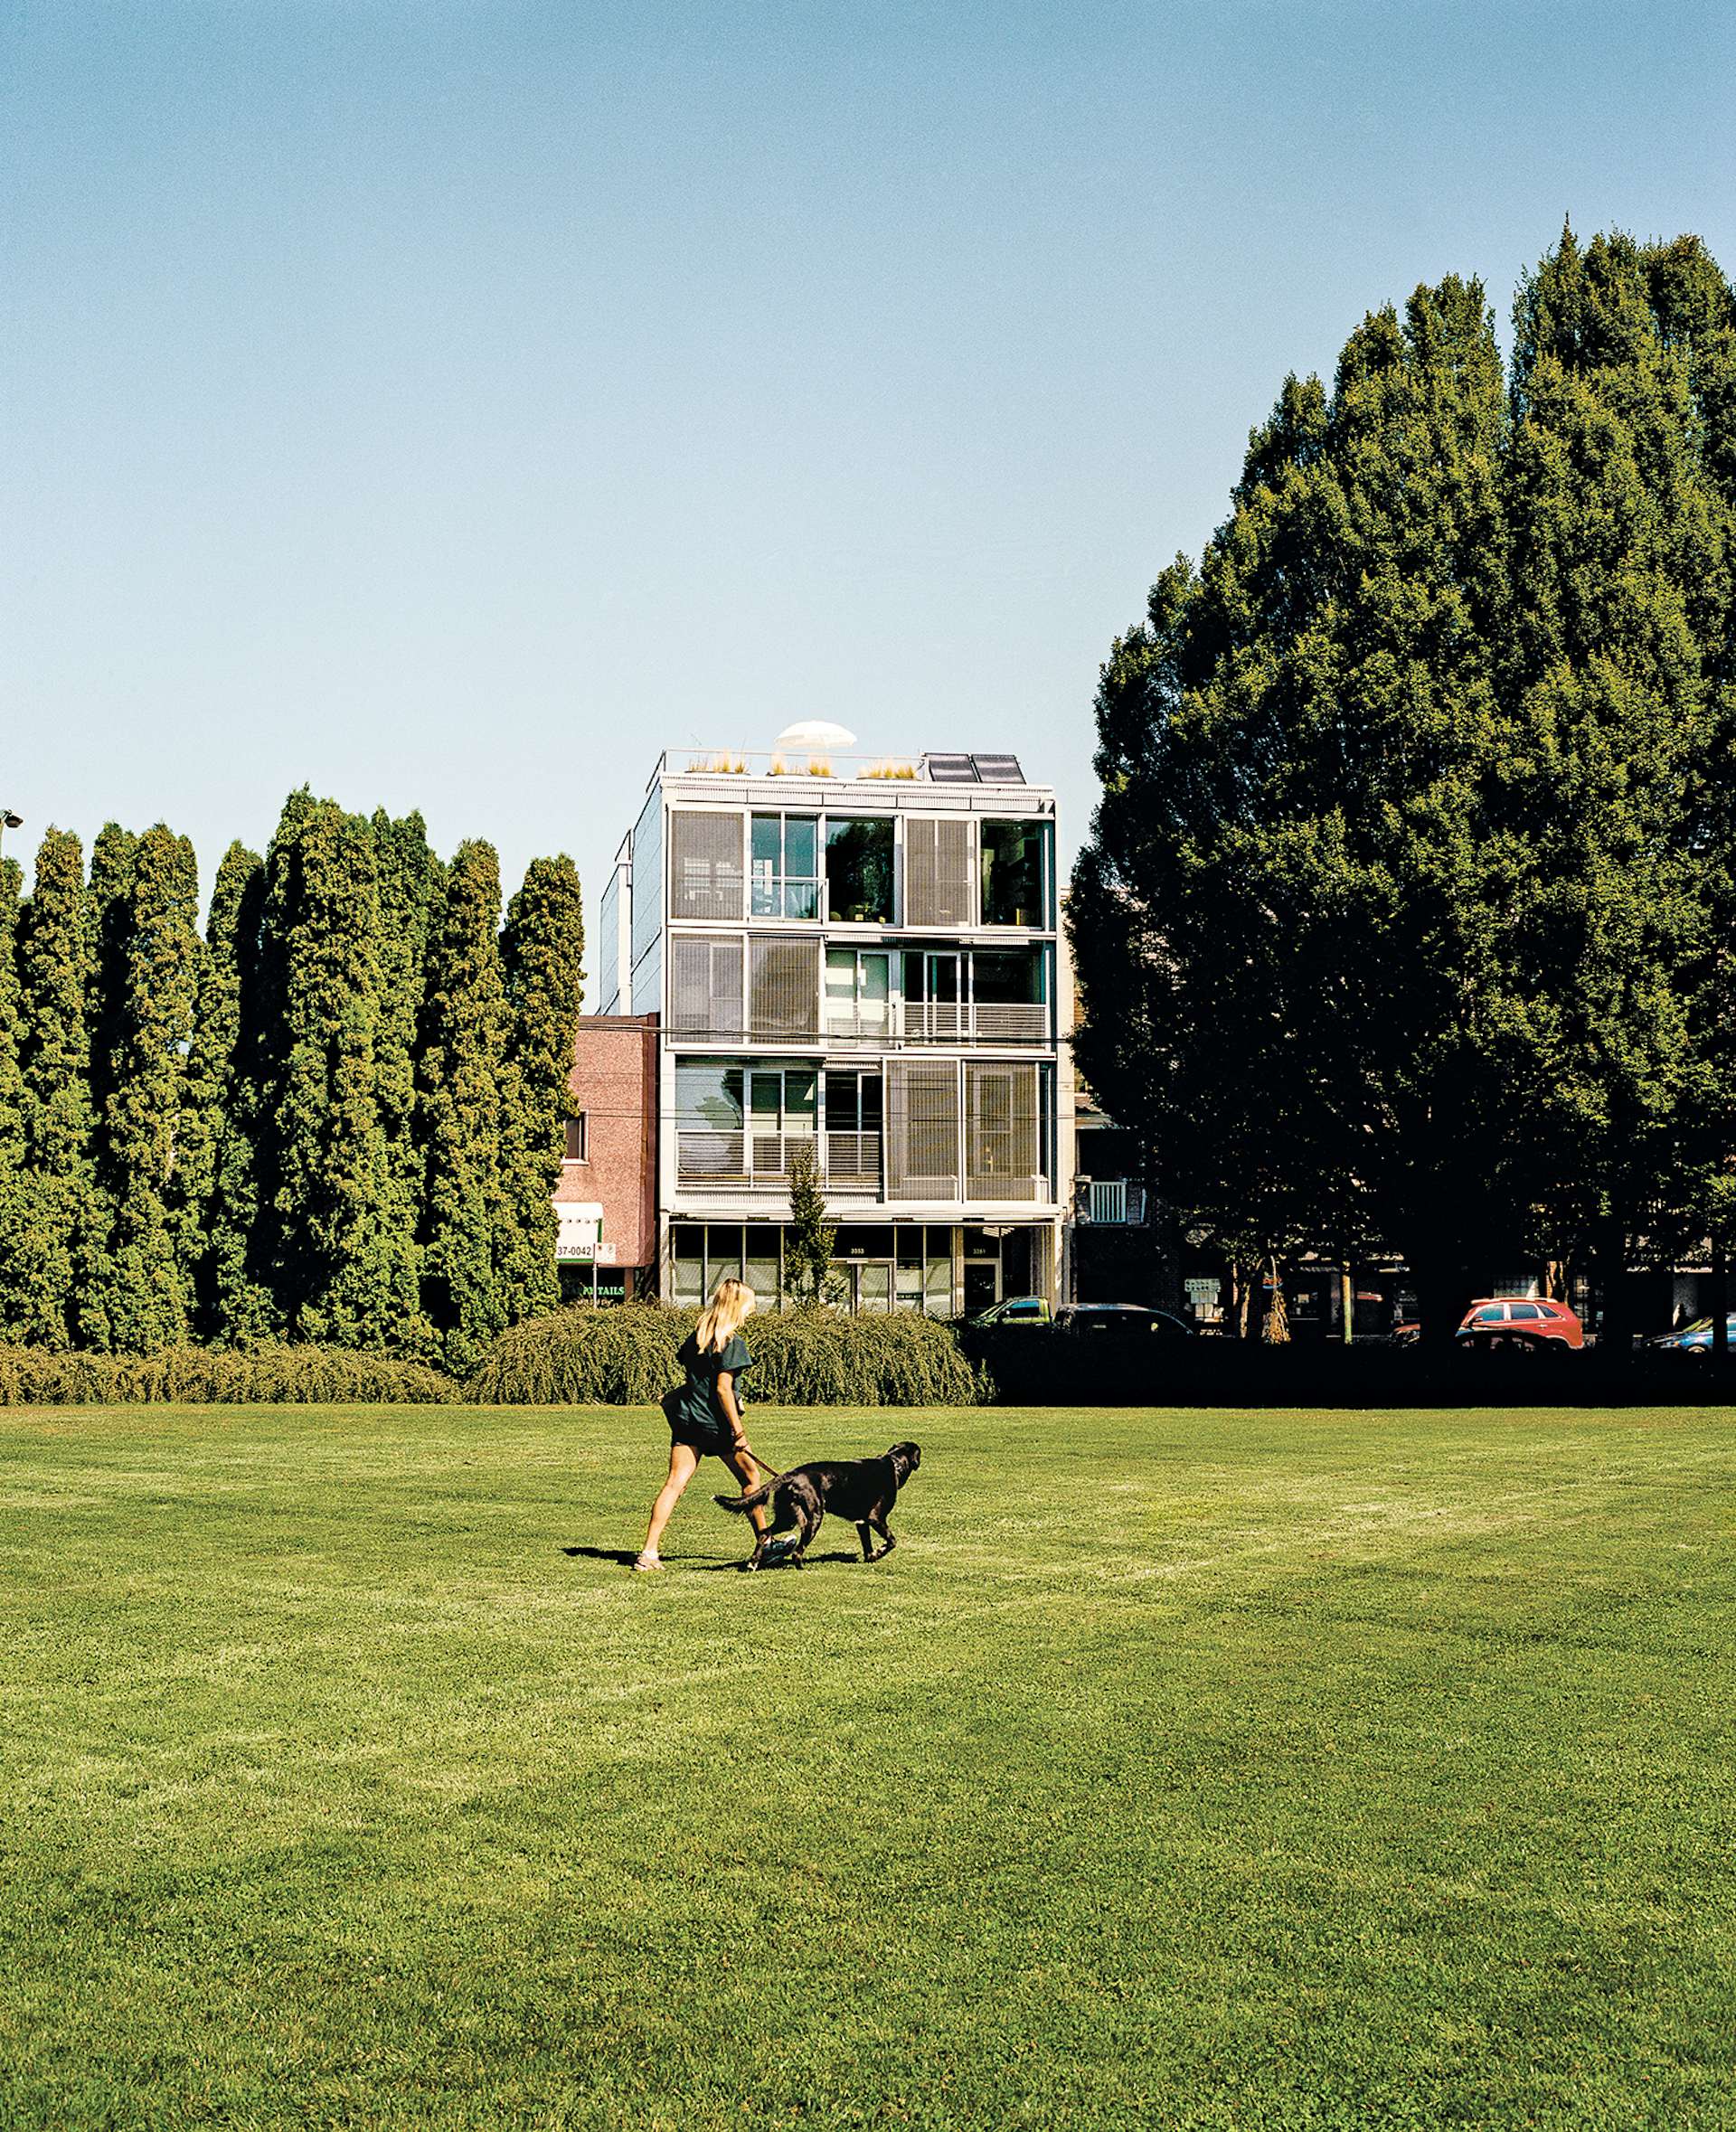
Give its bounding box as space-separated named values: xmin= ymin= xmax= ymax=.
xmin=562 ymin=1115 xmax=588 ymax=1162
xmin=825 ymin=1071 xmax=883 ymax=1134
xmin=835 ymin=1224 xmax=895 ymax=1259
xmin=858 ymin=1263 xmax=893 ymax=1314
xmin=1475 ymin=1304 xmax=1505 ymax=1323
xmin=675 ymin=1061 xmax=744 ymax=1129
xmin=751 ymin=815 xmax=820 ymax=919
xmin=980 ymin=820 xmax=1047 ymax=928
xmin=826 ymin=948 xmax=891 ymax=1036
xmin=973 ymin=951 xmax=1041 ymax=1005
xmin=745 ymin=1226 xmax=782 ymax=1309
xmin=673 ymin=1226 xmax=703 ymax=1307
xmin=705 ymin=1225 xmax=744 ymax=1289
xmin=925 ymin=1254 xmax=954 ymax=1314
xmin=825 ymin=817 xmax=895 ymax=922
xmin=1511 ymin=1303 xmax=1543 ymax=1321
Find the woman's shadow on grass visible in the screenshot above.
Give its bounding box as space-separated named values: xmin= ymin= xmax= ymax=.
xmin=561 ymin=1545 xmax=858 ymax=1571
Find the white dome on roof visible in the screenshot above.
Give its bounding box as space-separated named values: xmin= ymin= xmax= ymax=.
xmin=775 ymin=720 xmax=856 ymax=749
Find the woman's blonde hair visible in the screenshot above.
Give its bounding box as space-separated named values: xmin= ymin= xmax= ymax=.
xmin=696 ymin=1276 xmax=756 ymax=1354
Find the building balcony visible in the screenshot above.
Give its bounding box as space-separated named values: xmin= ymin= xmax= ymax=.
xmin=898 ymin=1001 xmax=1049 ymax=1044
xmin=1073 ymin=1180 xmax=1148 ymax=1226
xmin=677 ymin=1129 xmax=884 ymax=1194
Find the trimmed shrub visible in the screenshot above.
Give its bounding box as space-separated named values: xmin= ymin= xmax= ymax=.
xmin=467 ymin=1304 xmax=694 ymax=1406
xmin=467 ymin=1305 xmax=977 ymax=1407
xmin=0 ymin=1344 xmax=457 ymax=1406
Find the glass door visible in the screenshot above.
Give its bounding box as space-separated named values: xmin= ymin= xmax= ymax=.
xmin=903 ymin=949 xmax=963 ymax=1040
xmin=825 ymin=948 xmax=891 ymax=1039
xmin=746 ymin=1067 xmax=816 ymax=1178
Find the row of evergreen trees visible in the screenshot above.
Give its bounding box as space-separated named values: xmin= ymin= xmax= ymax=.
xmin=0 ymin=791 xmax=584 ymax=1369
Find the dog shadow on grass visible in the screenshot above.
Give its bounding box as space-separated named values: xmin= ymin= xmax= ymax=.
xmin=560 ymin=1545 xmax=863 ymax=1572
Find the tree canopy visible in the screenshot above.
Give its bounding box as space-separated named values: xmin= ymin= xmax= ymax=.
xmin=1071 ymin=226 xmax=1736 ymax=1335
xmin=0 ymin=794 xmax=587 ymax=1357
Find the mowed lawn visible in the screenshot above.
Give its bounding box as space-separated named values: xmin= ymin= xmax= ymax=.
xmin=2 ymin=1406 xmax=1734 ymax=2131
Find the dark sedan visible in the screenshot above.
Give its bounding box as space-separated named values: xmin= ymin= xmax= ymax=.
xmin=1053 ymin=1304 xmax=1197 ymax=1338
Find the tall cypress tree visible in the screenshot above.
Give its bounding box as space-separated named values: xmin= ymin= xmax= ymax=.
xmin=495 ymin=855 xmax=585 ymax=1326
xmin=417 ymin=840 xmax=509 ymax=1373
xmin=3 ymin=831 xmax=101 ymax=1347
xmin=259 ymin=792 xmax=403 ymax=1347
xmin=96 ymin=825 xmax=202 ymax=1353
xmin=367 ymin=810 xmax=444 ymax=1358
xmin=0 ymin=858 xmax=25 ymax=1277
xmin=191 ymin=843 xmax=278 ymax=1344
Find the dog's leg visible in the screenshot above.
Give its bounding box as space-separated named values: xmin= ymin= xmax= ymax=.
xmin=855 ymin=1520 xmax=876 ymax=1561
xmin=868 ymin=1514 xmax=896 ymax=1561
xmin=788 ymin=1495 xmax=825 ymax=1568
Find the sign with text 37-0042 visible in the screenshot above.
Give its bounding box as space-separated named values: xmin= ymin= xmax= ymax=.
xmin=554 ymin=1203 xmax=612 ymax=1263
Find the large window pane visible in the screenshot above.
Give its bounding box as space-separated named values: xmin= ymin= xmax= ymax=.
xmin=980 ymin=820 xmax=1047 ymax=927
xmin=974 ymin=950 xmax=1040 ymax=1004
xmin=676 ymin=1061 xmax=744 ymax=1128
xmin=825 ymin=817 xmax=894 ymax=922
xmin=784 ymin=816 xmax=817 ymax=878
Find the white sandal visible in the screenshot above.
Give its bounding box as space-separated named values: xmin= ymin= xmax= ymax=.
xmin=630 ymin=1552 xmax=662 ymax=1572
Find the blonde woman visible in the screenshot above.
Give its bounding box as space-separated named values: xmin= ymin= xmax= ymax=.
xmin=634 ymin=1278 xmax=770 ymax=1571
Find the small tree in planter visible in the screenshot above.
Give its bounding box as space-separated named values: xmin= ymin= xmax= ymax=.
xmin=785 ymin=1142 xmax=844 ymax=1307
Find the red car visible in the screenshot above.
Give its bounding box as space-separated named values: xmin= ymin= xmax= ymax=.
xmin=1457 ymin=1297 xmax=1584 ymax=1349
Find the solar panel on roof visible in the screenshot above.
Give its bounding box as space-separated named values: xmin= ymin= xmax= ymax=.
xmin=922 ymin=753 xmax=979 ymax=783
xmin=970 ymin=753 xmax=1024 ymax=783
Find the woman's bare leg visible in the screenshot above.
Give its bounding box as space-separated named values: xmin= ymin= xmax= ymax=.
xmin=721 ymin=1444 xmax=772 ymax=1538
xmin=641 ymin=1443 xmax=700 ymax=1561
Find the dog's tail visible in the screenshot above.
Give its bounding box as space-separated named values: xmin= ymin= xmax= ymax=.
xmin=714 ymin=1478 xmax=777 ymax=1514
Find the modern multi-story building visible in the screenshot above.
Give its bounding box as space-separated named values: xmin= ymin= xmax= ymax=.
xmin=589 ymin=745 xmax=1064 ymax=1314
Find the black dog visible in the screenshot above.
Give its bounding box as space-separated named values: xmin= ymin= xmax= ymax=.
xmin=715 ymin=1441 xmax=921 ymax=1570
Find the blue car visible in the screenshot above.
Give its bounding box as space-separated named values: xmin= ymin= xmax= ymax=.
xmin=1649 ymin=1315 xmax=1736 ymax=1356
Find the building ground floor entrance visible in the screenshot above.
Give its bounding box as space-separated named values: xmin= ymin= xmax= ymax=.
xmin=667 ymin=1220 xmax=1052 ymax=1316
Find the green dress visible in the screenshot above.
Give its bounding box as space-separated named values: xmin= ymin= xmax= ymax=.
xmin=667 ymin=1333 xmax=751 ymax=1452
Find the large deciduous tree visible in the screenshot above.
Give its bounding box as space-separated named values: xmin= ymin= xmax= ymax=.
xmin=1073 ymin=228 xmax=1736 ymax=1338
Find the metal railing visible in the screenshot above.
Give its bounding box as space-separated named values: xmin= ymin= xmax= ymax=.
xmin=1089 ymin=1179 xmax=1127 ymax=1225
xmin=902 ymin=1001 xmax=1049 ymax=1044
xmin=675 ymin=1129 xmax=882 ymax=1191
xmin=749 ymin=875 xmax=823 ymax=920
xmin=1078 ymin=1180 xmax=1146 ymax=1225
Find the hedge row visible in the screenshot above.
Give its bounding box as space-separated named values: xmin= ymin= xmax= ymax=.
xmin=0 ymin=1307 xmax=980 ymax=1408
xmin=468 ymin=1304 xmax=978 ymax=1407
xmin=0 ymin=1344 xmax=458 ymax=1407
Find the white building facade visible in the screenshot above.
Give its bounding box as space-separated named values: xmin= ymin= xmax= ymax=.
xmin=595 ymin=749 xmax=1066 ymax=1315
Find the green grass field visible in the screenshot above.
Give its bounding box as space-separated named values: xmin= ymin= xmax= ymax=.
xmin=2 ymin=1403 xmax=1733 ymax=2130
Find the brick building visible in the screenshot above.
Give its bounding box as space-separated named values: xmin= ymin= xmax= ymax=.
xmin=554 ymin=1014 xmax=657 ymax=1300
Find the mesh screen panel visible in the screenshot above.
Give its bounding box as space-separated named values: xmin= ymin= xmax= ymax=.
xmin=904 ymin=816 xmax=976 ymax=928
xmin=670 ymin=810 xmax=744 ymax=920
xmin=965 ymin=1061 xmax=1043 ymax=1201
xmin=887 ymin=1061 xmax=960 ymax=1199
xmin=670 ymin=935 xmax=743 ymax=1034
xmin=749 ymin=938 xmax=820 ymax=1038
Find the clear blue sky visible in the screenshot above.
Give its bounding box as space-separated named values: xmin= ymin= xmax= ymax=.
xmin=5 ymin=1 xmax=1732 ymax=936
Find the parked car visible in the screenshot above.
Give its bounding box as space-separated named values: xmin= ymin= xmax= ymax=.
xmin=1648 ymin=1314 xmax=1736 ymax=1357
xmin=1456 ymin=1297 xmax=1584 ymax=1349
xmin=968 ymin=1295 xmax=1052 ymax=1328
xmin=1053 ymin=1303 xmax=1197 ymax=1338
